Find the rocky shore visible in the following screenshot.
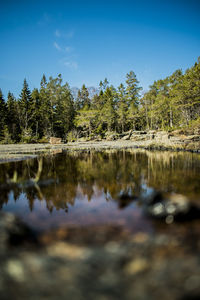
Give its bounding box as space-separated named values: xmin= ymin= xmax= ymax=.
xmin=0 ymin=130 xmax=200 ymax=163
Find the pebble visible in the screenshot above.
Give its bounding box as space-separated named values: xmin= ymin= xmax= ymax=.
xmin=47 ymin=242 xmax=91 ymax=260
xmin=145 ymin=192 xmax=196 ymax=222
xmin=105 ymin=241 xmax=120 ymax=254
xmin=6 ymin=260 xmax=25 ymax=282
xmin=125 ymin=258 xmax=149 ymax=275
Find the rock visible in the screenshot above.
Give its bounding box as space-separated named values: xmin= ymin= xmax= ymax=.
xmin=49 ymin=137 xmax=62 ymax=144
xmin=154 ymin=131 xmax=170 ymax=141
xmin=130 ymin=131 xmax=149 ymax=141
xmin=148 ymin=130 xmax=156 ymax=134
xmin=145 ymin=134 xmax=154 ymax=140
xmin=144 ymin=192 xmax=200 ymax=223
xmin=6 ymin=260 xmax=25 ymax=282
xmin=106 ymin=134 xmax=118 ymax=141
xmin=194 ymin=128 xmax=200 ymax=135
xmin=119 ymin=130 xmax=132 ymax=139
xmin=39 ymin=225 xmax=130 ymax=246
xmin=121 ymin=134 xmax=130 ymax=140
xmin=47 ymin=242 xmax=91 ymax=260
xmin=130 ymin=135 xmax=147 ymax=141
xmin=125 ymin=258 xmax=149 ymax=275
xmin=0 ymin=212 xmax=37 ymax=253
xmin=116 ymin=193 xmax=137 ymax=209
xmin=183 ymin=135 xmax=200 ymax=142
xmin=132 ymin=131 xmax=147 ymax=135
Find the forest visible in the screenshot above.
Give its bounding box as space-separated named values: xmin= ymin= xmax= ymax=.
xmin=0 ymin=58 xmax=200 ymax=144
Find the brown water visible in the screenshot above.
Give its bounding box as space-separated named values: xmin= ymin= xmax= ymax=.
xmin=0 ymin=149 xmax=200 ymax=233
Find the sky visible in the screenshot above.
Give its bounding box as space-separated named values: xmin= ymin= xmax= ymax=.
xmin=0 ymin=0 xmax=200 ymax=97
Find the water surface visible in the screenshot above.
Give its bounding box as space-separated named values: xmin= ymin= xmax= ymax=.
xmin=0 ymin=149 xmax=200 ymax=233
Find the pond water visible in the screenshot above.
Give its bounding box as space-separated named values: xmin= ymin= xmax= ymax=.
xmin=0 ymin=149 xmax=200 ymax=233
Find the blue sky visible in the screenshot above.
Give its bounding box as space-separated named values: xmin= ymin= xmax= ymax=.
xmin=0 ymin=0 xmax=200 ymax=97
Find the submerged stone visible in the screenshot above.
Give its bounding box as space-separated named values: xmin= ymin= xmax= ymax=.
xmin=145 ymin=192 xmax=200 ymax=223
xmin=0 ymin=212 xmax=38 ymax=253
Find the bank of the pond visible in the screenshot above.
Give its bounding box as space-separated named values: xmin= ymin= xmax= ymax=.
xmin=0 ymin=134 xmax=200 ymax=163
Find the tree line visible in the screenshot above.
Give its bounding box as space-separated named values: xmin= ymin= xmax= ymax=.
xmin=0 ymin=58 xmax=199 ymax=143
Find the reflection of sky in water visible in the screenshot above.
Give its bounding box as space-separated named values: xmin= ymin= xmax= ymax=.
xmin=3 ymin=184 xmax=150 ymax=233
xmin=1 ymin=150 xmax=200 ymax=232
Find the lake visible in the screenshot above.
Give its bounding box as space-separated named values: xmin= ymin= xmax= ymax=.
xmin=0 ymin=149 xmax=200 ymax=234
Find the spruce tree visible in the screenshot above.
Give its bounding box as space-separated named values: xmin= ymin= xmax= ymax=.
xmin=19 ymin=79 xmax=34 ymax=141
xmin=0 ymin=89 xmax=7 ymax=141
xmin=39 ymin=74 xmax=52 ymax=138
xmin=7 ymin=92 xmax=20 ymax=142
xmin=126 ymin=71 xmax=142 ymax=130
xmin=54 ymin=82 xmax=75 ymax=139
xmin=31 ymin=88 xmax=41 ymax=139
xmin=76 ymin=85 xmax=90 ymax=109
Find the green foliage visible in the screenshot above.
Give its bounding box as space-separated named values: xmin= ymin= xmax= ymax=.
xmin=101 ymin=87 xmax=117 ymax=132
xmin=0 ymin=126 xmax=13 ymax=144
xmin=0 ymin=57 xmax=199 ymax=143
xmin=117 ymin=83 xmax=128 ymax=132
xmin=75 ymin=107 xmax=97 ymax=136
xmin=141 ymin=59 xmax=200 ymax=130
xmin=0 ymin=89 xmax=7 ymax=141
xmin=31 ymin=88 xmax=42 ymax=138
xmin=7 ymin=92 xmax=21 ymax=142
xmin=20 ymin=128 xmax=34 ymax=143
xmin=39 ymin=74 xmax=53 ymax=137
xmin=126 ymin=71 xmax=142 ymax=130
xmin=76 ymin=84 xmax=90 ymax=110
xmin=19 ymin=79 xmax=34 ymax=133
xmin=38 ymin=136 xmax=49 ymax=143
xmin=67 ymin=129 xmax=80 ymax=142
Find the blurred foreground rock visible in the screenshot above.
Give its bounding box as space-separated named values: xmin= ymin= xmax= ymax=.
xmin=144 ymin=192 xmax=200 ymax=223
xmin=0 ymin=212 xmax=200 ymax=300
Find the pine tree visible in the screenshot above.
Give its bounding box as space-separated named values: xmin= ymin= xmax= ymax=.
xmin=102 ymin=78 xmax=109 ymax=91
xmin=101 ymin=87 xmax=116 ymax=132
xmin=171 ymin=60 xmax=200 ymax=126
xmin=117 ymin=83 xmax=128 ymax=132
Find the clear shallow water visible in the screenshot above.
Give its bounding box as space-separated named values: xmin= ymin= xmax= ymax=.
xmin=0 ymin=149 xmax=200 ymax=232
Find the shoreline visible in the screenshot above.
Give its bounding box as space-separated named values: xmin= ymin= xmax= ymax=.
xmin=0 ymin=138 xmax=200 ymax=163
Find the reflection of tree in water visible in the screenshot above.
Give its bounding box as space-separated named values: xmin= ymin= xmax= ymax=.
xmin=76 ymin=151 xmax=138 ymax=200
xmin=0 ymin=150 xmax=200 ymax=212
xmin=144 ymin=151 xmax=200 ymax=201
